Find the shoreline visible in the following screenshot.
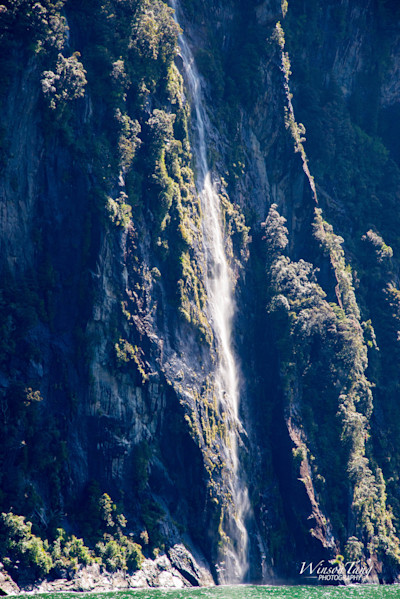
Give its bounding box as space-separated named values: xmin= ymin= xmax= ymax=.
xmin=0 ymin=544 xmax=215 ymax=596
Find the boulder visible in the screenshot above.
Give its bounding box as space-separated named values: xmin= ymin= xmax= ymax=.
xmin=0 ymin=566 xmax=20 ymax=596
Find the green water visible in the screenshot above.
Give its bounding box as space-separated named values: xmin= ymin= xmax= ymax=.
xmin=18 ymin=586 xmax=400 ymax=599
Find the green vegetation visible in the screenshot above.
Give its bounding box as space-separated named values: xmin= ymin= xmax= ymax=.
xmin=115 ymin=338 xmax=148 ymax=383
xmin=272 ymin=4 xmax=400 ymax=570
xmin=0 ymin=1 xmax=67 ymax=58
xmin=0 ymin=490 xmax=146 ymax=583
xmin=0 ymin=512 xmax=53 ymax=578
xmin=107 ymin=192 xmax=132 ymax=228
xmin=41 ymin=52 xmax=87 ymax=112
xmin=263 ymin=199 xmax=400 ymax=567
xmin=362 ymin=230 xmax=393 ymax=263
xmin=3 ymin=0 xmax=400 ymax=584
xmin=273 ymin=19 xmax=317 ymax=202
xmin=0 ymin=0 xmax=192 ymax=580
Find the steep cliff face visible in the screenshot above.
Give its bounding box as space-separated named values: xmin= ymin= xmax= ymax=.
xmin=227 ymin=0 xmax=400 ymax=582
xmin=2 ymin=0 xmax=400 ymax=587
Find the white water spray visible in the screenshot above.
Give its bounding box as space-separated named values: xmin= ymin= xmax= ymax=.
xmin=171 ymin=1 xmax=250 ymax=583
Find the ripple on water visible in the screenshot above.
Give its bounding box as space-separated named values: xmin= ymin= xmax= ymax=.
xmin=15 ymin=585 xmax=400 ymax=599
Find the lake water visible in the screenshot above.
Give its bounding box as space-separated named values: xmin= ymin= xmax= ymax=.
xmin=18 ymin=585 xmax=400 ymax=599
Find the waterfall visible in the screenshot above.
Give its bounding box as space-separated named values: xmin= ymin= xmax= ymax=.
xmin=171 ymin=1 xmax=250 ymax=584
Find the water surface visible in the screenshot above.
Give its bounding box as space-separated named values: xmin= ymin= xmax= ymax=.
xmin=20 ymin=585 xmax=400 ymax=599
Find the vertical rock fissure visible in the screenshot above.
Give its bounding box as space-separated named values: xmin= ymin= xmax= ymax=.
xmin=171 ymin=0 xmax=250 ymax=584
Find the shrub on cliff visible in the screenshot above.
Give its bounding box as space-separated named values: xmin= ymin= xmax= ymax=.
xmin=0 ymin=512 xmax=53 ymax=580
xmin=95 ymin=536 xmax=144 ymax=572
xmin=41 ymin=52 xmax=87 ymax=112
xmin=130 ymin=0 xmax=180 ymax=66
xmin=0 ymin=504 xmax=146 ymax=580
xmin=0 ymin=0 xmax=67 ymax=54
xmin=51 ymin=529 xmax=93 ymax=575
xmin=263 ymin=203 xmax=400 ymax=567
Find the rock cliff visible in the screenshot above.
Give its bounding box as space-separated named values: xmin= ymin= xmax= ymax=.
xmin=1 ymin=0 xmax=400 ymax=588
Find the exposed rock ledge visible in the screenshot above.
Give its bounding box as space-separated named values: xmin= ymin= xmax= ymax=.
xmin=0 ymin=567 xmax=20 ymax=596
xmin=0 ymin=544 xmax=214 ymax=595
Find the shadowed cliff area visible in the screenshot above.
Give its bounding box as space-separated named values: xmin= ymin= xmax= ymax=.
xmin=1 ymin=0 xmax=400 ymax=589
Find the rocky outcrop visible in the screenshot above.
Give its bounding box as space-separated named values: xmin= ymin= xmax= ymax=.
xmin=0 ymin=566 xmax=20 ymax=596
xmin=2 ymin=546 xmax=213 ymax=595
xmin=25 ymin=559 xmax=204 ymax=594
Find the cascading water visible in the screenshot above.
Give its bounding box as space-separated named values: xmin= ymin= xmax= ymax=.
xmin=171 ymin=1 xmax=250 ymax=584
